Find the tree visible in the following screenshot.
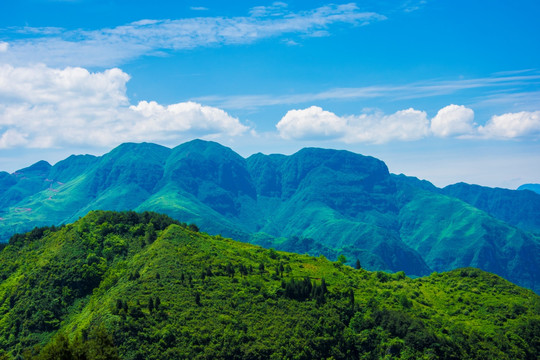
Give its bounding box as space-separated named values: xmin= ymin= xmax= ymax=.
xmin=195 ymin=292 xmax=201 ymax=306
xmin=148 ymin=297 xmax=154 ymax=312
xmin=348 ymin=288 xmax=355 ymax=306
xmin=225 ymin=263 xmax=235 ymax=278
xmin=258 ymin=263 xmax=265 ymax=275
xmin=268 ymin=248 xmax=278 ymax=259
xmin=239 ymin=264 xmax=247 ymax=276
xmin=144 ymin=223 xmax=157 ymax=245
xmin=338 ymin=254 xmax=347 ymax=264
xmin=116 ymin=299 xmax=123 ymax=312
xmin=38 ymin=333 xmax=73 ymax=360
xmin=355 ymin=259 xmax=362 ymax=270
xmin=129 ymin=304 xmax=144 ymax=318
xmin=85 ymin=324 xmax=121 ymax=360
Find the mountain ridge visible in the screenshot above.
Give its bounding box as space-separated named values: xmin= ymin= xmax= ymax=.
xmin=1 ymin=140 xmax=538 ymax=292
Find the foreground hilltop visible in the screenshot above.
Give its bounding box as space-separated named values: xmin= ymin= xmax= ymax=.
xmin=0 ymin=211 xmax=538 ymax=359
xmin=0 ymin=140 xmax=539 ymax=292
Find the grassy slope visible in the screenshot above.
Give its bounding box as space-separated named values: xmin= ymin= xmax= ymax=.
xmin=0 ymin=211 xmax=538 ymax=359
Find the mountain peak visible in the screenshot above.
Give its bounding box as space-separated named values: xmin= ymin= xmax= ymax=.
xmin=16 ymin=160 xmax=52 ymax=174
xmin=107 ymin=142 xmax=171 ymax=159
xmin=172 ymin=138 xmax=240 ymax=159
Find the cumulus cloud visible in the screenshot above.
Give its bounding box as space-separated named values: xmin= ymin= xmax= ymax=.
xmin=277 ymin=106 xmax=347 ymax=140
xmin=0 ymin=64 xmax=129 ymax=106
xmin=0 ymin=64 xmax=249 ymax=149
xmin=130 ymin=101 xmax=248 ymax=137
xmin=478 ymin=111 xmax=540 ymax=139
xmin=0 ymin=4 xmax=385 ymax=67
xmin=345 ymin=108 xmax=429 ymax=143
xmin=276 ymin=104 xmax=540 ymax=143
xmin=0 ymin=42 xmax=8 ymax=52
xmin=276 ymin=106 xmax=429 ymax=143
xmin=430 ymin=104 xmax=475 ymax=137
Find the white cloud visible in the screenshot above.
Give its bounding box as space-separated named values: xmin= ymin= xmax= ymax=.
xmin=276 ymin=105 xmax=540 ymax=143
xmin=276 ymin=106 xmax=429 ymax=143
xmin=430 ymin=104 xmax=475 ymax=137
xmin=130 ymin=101 xmax=248 ymax=137
xmin=0 ymin=42 xmax=8 ymax=52
xmin=0 ymin=129 xmax=27 ymax=148
xmin=478 ymin=111 xmax=540 ymax=139
xmin=0 ymin=4 xmax=385 ymax=67
xmin=344 ymin=108 xmax=429 ymax=143
xmin=0 ymin=64 xmax=129 ymax=106
xmin=249 ymin=2 xmax=288 ymax=17
xmin=0 ymin=64 xmax=250 ymax=149
xmin=277 ymin=106 xmax=347 ymax=140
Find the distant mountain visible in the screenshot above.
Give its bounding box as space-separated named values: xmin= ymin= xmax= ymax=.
xmin=1 ymin=140 xmax=539 ymax=293
xmin=0 ymin=211 xmax=538 ymax=359
xmin=442 ymin=182 xmax=540 ymax=234
xmin=518 ymin=183 xmax=540 ymax=195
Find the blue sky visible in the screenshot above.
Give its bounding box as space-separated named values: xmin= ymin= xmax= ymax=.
xmin=0 ymin=0 xmax=539 ymax=188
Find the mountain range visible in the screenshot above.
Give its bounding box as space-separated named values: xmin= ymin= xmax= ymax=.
xmin=1 ymin=140 xmax=539 ymax=292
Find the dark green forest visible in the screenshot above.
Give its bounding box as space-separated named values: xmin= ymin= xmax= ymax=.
xmin=0 ymin=211 xmax=538 ymax=359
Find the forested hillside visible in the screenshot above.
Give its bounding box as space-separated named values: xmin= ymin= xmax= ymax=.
xmin=0 ymin=211 xmax=538 ymax=359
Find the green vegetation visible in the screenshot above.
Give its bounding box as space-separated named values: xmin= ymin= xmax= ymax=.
xmin=442 ymin=182 xmax=540 ymax=234
xmin=0 ymin=211 xmax=538 ymax=359
xmin=0 ymin=140 xmax=540 ymax=292
xmin=1 ymin=140 xmax=539 ymax=293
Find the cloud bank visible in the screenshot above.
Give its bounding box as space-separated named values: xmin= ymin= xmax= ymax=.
xmin=0 ymin=64 xmax=248 ymax=149
xmin=276 ymin=105 xmax=540 ymax=143
xmin=0 ymin=4 xmax=385 ymax=67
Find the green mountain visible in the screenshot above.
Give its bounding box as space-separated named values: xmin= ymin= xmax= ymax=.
xmin=1 ymin=140 xmax=539 ymax=293
xmin=518 ymin=183 xmax=540 ymax=195
xmin=441 ymin=182 xmax=540 ymax=234
xmin=0 ymin=211 xmax=538 ymax=359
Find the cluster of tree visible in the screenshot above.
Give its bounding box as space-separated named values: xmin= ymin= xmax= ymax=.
xmin=281 ymin=277 xmax=328 ymax=304
xmin=8 ymin=225 xmax=60 ymax=247
xmin=27 ymin=325 xmax=119 ymax=360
